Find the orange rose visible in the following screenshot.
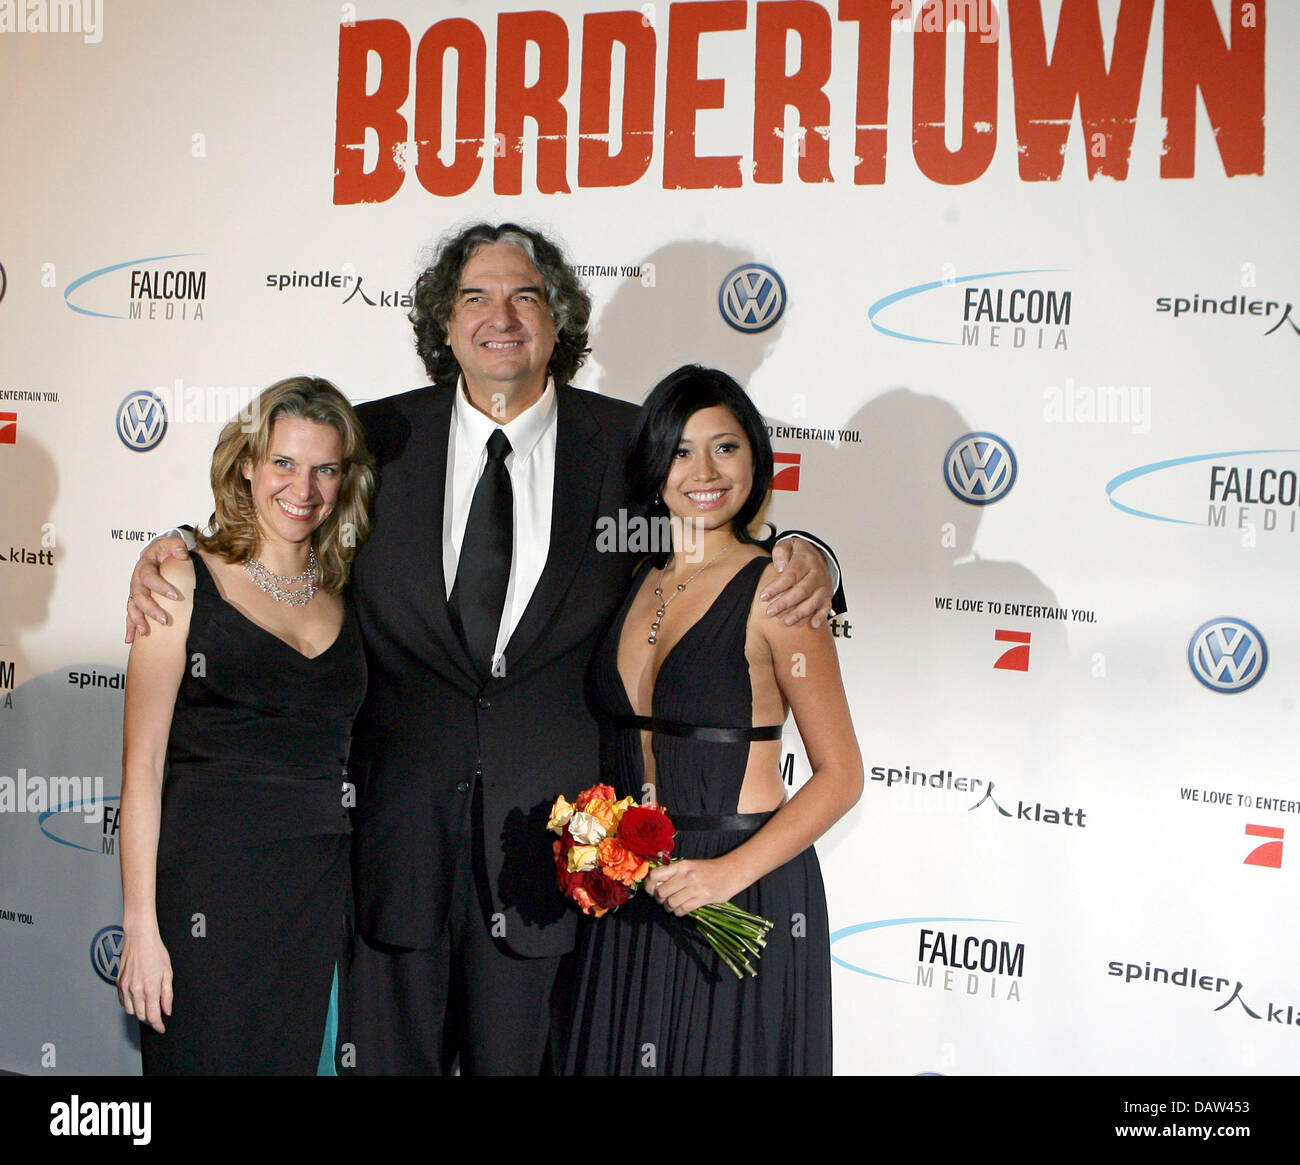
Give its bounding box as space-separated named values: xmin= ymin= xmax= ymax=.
xmin=583 ymin=797 xmax=620 ymax=834
xmin=597 ymin=837 xmax=651 ymax=887
xmin=574 ymin=783 xmax=616 ymax=810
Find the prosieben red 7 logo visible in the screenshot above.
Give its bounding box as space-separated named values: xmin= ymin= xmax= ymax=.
xmin=993 ymin=629 xmax=1030 ymax=671
xmin=1243 ymin=824 xmax=1283 ymax=868
xmin=771 ymin=452 xmax=801 ymax=491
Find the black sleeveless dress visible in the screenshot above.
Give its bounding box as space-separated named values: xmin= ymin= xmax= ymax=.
xmin=562 ymin=556 xmax=832 ymax=1075
xmin=140 ymin=553 xmax=365 ymax=1075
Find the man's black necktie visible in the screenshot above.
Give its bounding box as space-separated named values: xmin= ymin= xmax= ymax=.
xmin=452 ymin=428 xmax=513 ymax=678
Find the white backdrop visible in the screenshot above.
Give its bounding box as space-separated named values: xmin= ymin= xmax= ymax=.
xmin=1 ymin=0 xmax=1296 ymax=1076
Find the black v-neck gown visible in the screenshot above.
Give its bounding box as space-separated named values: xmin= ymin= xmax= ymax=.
xmin=562 ymin=556 xmax=832 ymax=1075
xmin=140 ymin=553 xmax=365 ymax=1075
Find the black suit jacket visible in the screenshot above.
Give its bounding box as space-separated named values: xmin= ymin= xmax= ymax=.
xmin=348 ymin=383 xmax=640 ymax=959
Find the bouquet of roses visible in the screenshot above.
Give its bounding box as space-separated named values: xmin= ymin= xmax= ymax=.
xmin=547 ymin=782 xmax=773 ymax=978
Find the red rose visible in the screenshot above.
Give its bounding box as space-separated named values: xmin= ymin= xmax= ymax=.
xmin=553 ymin=838 xmax=576 ymax=893
xmin=568 ymin=870 xmax=630 ymax=916
xmin=619 ymin=806 xmax=675 ymax=859
xmin=584 ymin=871 xmax=631 ymax=912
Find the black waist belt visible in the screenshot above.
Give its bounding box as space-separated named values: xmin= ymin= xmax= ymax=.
xmin=673 ymin=810 xmax=777 ymax=832
xmin=610 ymin=713 xmax=782 ymax=744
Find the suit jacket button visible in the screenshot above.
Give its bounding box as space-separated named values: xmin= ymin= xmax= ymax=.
xmin=456 ymin=780 xmax=470 ymax=793
xmin=477 ymin=696 xmax=491 ymax=709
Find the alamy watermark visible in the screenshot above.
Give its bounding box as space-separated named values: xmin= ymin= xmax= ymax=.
xmin=1043 ymin=378 xmax=1152 ymax=434
xmin=594 ymin=511 xmax=703 ymax=560
xmin=149 ymin=377 xmax=262 ymax=429
xmin=0 ymin=0 xmax=104 ymax=44
xmin=0 ymin=769 xmax=105 ymax=823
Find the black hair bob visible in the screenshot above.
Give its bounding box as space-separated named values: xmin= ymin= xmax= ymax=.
xmin=625 ymin=365 xmax=775 ymax=561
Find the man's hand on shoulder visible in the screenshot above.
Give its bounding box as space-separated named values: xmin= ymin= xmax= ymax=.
xmin=763 ymin=537 xmax=835 ymax=629
xmin=125 ymin=533 xmax=192 ymax=643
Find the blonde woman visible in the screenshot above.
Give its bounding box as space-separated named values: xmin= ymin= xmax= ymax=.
xmin=118 ymin=376 xmax=374 ymax=1075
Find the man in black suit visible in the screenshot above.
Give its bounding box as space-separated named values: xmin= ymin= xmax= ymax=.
xmin=129 ymin=222 xmax=837 ymax=1074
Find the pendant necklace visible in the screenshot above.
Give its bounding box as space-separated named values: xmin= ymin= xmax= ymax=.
xmin=245 ymin=546 xmax=318 ymax=606
xmin=648 ymin=538 xmax=734 ymax=645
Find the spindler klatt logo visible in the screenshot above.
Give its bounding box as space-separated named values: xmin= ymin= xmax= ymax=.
xmin=1107 ymin=449 xmax=1300 ymax=536
xmin=831 ymin=916 xmax=1025 ymax=1003
xmin=969 ymin=780 xmax=1086 ymax=828
xmin=870 ymin=269 xmax=1071 ymax=350
xmin=1155 ymin=292 xmax=1299 ymax=338
xmin=65 ymin=253 xmax=206 ymax=321
xmin=3 ymin=544 xmax=53 ymax=566
xmin=867 ymin=764 xmax=1087 ymax=829
xmin=1109 ymin=957 xmax=1300 ymax=1028
xmin=265 ymin=268 xmax=413 ymax=309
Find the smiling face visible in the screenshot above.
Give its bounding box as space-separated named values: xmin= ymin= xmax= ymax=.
xmin=446 ymin=241 xmax=559 ymax=417
xmin=241 ymin=417 xmax=344 ymax=551
xmin=661 ymin=405 xmax=755 ymax=533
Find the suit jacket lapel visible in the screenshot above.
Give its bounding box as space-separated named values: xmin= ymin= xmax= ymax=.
xmin=409 ymin=387 xmax=482 ymax=691
xmin=502 ymin=386 xmax=610 ymax=672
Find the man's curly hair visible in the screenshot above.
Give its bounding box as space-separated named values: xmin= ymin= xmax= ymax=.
xmin=409 ymin=222 xmax=591 ymax=387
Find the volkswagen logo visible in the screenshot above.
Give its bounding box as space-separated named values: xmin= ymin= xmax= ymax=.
xmin=116 ymin=391 xmax=168 ymax=452
xmin=0 ymin=261 xmax=7 ymax=304
xmin=944 ymin=432 xmax=1017 ymax=504
xmin=1188 ymin=618 xmax=1268 ymax=693
xmin=718 ymin=264 xmax=786 ymax=333
xmin=90 ymin=925 xmax=125 ymax=985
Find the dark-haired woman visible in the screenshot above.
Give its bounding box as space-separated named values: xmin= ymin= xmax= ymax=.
xmin=562 ymin=366 xmax=863 ymax=1075
xmin=117 ymin=376 xmax=374 ymax=1075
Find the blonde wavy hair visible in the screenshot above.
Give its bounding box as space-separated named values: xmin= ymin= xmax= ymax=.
xmin=197 ymin=376 xmax=375 ymax=593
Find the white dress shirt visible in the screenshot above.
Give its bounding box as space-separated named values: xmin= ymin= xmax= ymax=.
xmin=444 ymin=378 xmax=558 ymax=662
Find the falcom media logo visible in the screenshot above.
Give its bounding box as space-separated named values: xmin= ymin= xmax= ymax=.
xmin=1187 ymin=617 xmax=1267 ymax=694
xmin=1106 ymin=449 xmax=1300 ymax=538
xmin=831 ymin=916 xmax=1025 ymax=1003
xmin=65 ymin=254 xmax=206 ymax=321
xmin=39 ymin=791 xmax=120 ymax=858
xmin=718 ymin=264 xmax=786 ymax=334
xmin=870 ymin=269 xmax=1071 ymax=350
xmin=944 ymin=432 xmax=1017 ymax=504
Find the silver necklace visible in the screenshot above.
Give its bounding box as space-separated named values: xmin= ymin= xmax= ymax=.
xmin=244 ymin=547 xmax=318 ymax=606
xmin=648 ymin=539 xmax=734 ymax=645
